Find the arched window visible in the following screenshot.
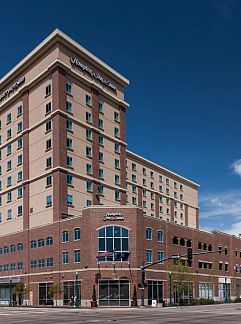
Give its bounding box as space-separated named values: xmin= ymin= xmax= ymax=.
xmin=74 ymin=228 xmax=80 ymax=241
xmin=46 ymin=237 xmax=53 ymax=246
xmin=10 ymin=245 xmax=16 ymax=253
xmin=198 ymin=242 xmax=202 ymax=250
xmin=208 ymin=244 xmax=212 ymax=252
xmin=62 ymin=230 xmax=69 ymax=243
xmin=173 ymin=236 xmax=178 ymax=245
xmin=4 ymin=246 xmax=9 ymax=254
xmin=17 ymin=243 xmax=24 ymax=251
xmin=30 ymin=240 xmax=37 ymax=249
xmin=180 ymin=238 xmax=185 ymax=246
xmin=146 ymin=228 xmax=152 ymax=240
xmin=98 ymin=226 xmax=129 ymax=262
xmin=187 ymin=240 xmax=192 ymax=247
xmin=38 ymin=239 xmax=45 ymax=247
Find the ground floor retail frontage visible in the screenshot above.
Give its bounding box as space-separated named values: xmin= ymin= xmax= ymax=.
xmin=1 ymin=206 xmax=241 ymax=307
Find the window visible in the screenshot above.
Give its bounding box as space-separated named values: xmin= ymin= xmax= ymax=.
xmin=18 ymin=187 xmax=23 ymax=198
xmin=86 ymin=146 xmax=92 ymax=157
xmin=46 ymin=139 xmax=52 ymax=150
xmin=62 ymin=251 xmax=69 ymax=264
xmin=132 ymin=174 xmax=137 ymax=182
xmin=46 ymin=237 xmax=53 ymax=246
xmin=99 ymin=135 xmax=104 ymax=145
xmin=10 ymin=245 xmax=15 ymax=253
xmin=114 ymin=127 xmax=119 ymax=138
xmin=38 ymin=239 xmax=45 ymax=247
xmin=143 ymin=178 xmax=147 ymax=186
xmin=99 ymin=118 xmax=104 ymax=129
xmin=67 ymin=138 xmax=73 ymax=149
xmin=98 ymin=226 xmax=129 ymax=262
xmin=38 ymin=259 xmax=45 ymax=268
xmin=67 ymin=156 xmax=73 ymax=167
xmin=46 ymin=175 xmax=52 ymax=187
xmin=66 ymin=82 xmax=72 ymax=95
xmin=86 ymin=94 xmax=91 ymax=106
xmin=86 ymin=199 xmax=92 ymax=206
xmin=115 ymin=159 xmax=120 ymax=169
xmin=132 ymin=197 xmax=137 ymax=205
xmin=17 ymin=154 xmax=23 ymax=165
xmin=17 ymin=122 xmax=23 ymax=133
xmin=66 ymin=119 xmax=73 ymax=131
xmin=99 ymin=168 xmax=104 ymax=179
xmin=46 ymin=84 xmax=51 ymax=96
xmin=158 ymin=230 xmax=163 ymax=242
xmin=115 ymin=191 xmax=120 ymax=201
xmin=180 ymin=194 xmax=183 ymax=201
xmin=74 ymin=250 xmax=81 ymax=263
xmin=7 ymin=113 xmax=11 ymax=124
xmin=45 ymin=120 xmax=52 ymax=132
xmin=115 ymin=143 xmax=120 ymax=153
xmin=17 ymin=105 xmax=22 ymax=117
xmin=17 ymin=138 xmax=23 ymax=149
xmin=10 ymin=263 xmax=16 ymax=271
xmin=146 ymin=250 xmax=153 ymax=263
xmin=114 ymin=111 xmax=119 ymax=122
xmin=46 ymin=258 xmax=53 ymax=267
xmin=4 ymin=246 xmax=9 ymax=254
xmin=98 ymin=185 xmax=104 ymax=195
xmin=46 ymin=102 xmax=52 ymax=114
xmin=132 ymin=186 xmax=137 ymax=193
xmin=7 ymin=192 xmax=12 ymax=202
xmin=62 ymin=230 xmax=69 ymax=243
xmin=174 ymin=181 xmax=177 ymax=189
xmin=99 ymin=101 xmax=103 ymax=112
xmin=146 ymin=228 xmax=152 ymax=240
xmin=30 ymin=260 xmax=37 ymax=268
xmin=99 ymin=152 xmax=104 ymax=162
xmin=84 ymin=129 xmax=92 ymax=142
xmin=86 ymin=111 xmax=92 ymax=123
xmin=158 ymin=251 xmax=164 ymax=264
xmin=166 ymin=178 xmax=170 ymax=185
xmin=7 ymin=176 xmax=12 ymax=186
xmin=7 ymin=144 xmax=11 ymax=155
xmin=180 ymin=184 xmax=183 ymax=191
xmin=150 ymin=171 xmax=154 ymax=179
xmin=39 ymin=283 xmax=53 ymax=305
xmin=46 ymin=157 xmax=52 ymax=168
xmin=86 ymin=163 xmax=92 ymax=175
xmin=66 ymin=101 xmax=72 ymax=113
xmin=17 ymin=205 xmax=23 ymax=216
xmin=46 ymin=195 xmax=52 ymax=207
xmin=67 ymin=194 xmax=73 ymax=205
xmin=74 ymin=228 xmax=80 ymax=241
xmin=17 ymin=243 xmax=23 ymax=251
xmin=30 ymin=240 xmax=37 ymax=249
xmin=115 ymin=175 xmax=120 ymax=185
xmin=7 ymin=129 xmax=11 ymax=139
xmin=67 ymin=174 xmax=73 ymax=186
xmin=219 ymin=262 xmax=223 ymax=271
xmin=86 ymin=180 xmax=92 ymax=192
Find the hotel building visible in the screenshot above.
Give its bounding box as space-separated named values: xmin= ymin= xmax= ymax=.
xmin=0 ymin=30 xmax=240 ymax=307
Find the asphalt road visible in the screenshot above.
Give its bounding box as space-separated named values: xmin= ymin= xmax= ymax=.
xmin=0 ymin=303 xmax=241 ymax=324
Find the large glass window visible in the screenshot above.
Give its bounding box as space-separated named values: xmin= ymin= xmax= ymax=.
xmin=38 ymin=283 xmax=53 ymax=305
xmin=63 ymin=281 xmax=81 ymax=306
xmin=146 ymin=228 xmax=152 ymax=240
xmin=199 ymin=283 xmax=213 ymax=299
xmin=147 ymin=281 xmax=164 ymax=305
xmin=98 ymin=226 xmax=129 ymax=262
xmin=173 ymin=282 xmax=193 ymax=305
xmin=99 ymin=279 xmax=129 ymax=306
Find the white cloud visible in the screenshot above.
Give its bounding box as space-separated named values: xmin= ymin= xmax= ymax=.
xmin=200 ymin=189 xmax=241 ymax=219
xmin=231 ymin=159 xmax=241 ymax=177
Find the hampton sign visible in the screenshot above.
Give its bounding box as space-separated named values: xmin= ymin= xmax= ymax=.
xmin=103 ymin=213 xmax=124 ymax=221
xmin=70 ymin=57 xmax=117 ymax=91
xmin=0 ymin=76 xmax=25 ymax=102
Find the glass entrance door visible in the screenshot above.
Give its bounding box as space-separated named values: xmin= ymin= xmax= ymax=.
xmin=147 ymin=281 xmax=164 ymax=305
xmin=99 ymin=279 xmax=129 ymax=306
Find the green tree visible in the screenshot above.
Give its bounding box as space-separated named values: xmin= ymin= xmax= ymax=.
xmin=14 ymin=282 xmax=28 ymax=305
xmin=48 ymin=283 xmax=63 ymax=307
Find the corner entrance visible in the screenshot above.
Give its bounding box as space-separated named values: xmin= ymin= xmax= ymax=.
xmin=98 ymin=279 xmax=129 ymax=306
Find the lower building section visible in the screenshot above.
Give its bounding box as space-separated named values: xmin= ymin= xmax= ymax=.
xmin=0 ymin=206 xmax=241 ymax=307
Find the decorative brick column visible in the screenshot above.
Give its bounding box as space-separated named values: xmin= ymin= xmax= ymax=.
xmin=91 ymin=88 xmax=100 ymax=205
xmin=52 ymin=67 xmax=67 ymax=221
xmin=120 ymin=106 xmax=127 ymax=205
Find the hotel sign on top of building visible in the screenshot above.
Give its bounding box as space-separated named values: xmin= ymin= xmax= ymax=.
xmin=103 ymin=213 xmax=124 ymax=221
xmin=70 ymin=57 xmax=117 ymax=92
xmin=0 ymin=76 xmax=25 ymax=102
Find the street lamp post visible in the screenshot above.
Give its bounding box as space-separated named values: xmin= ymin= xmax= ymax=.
xmin=75 ymin=272 xmax=80 ymax=308
xmin=9 ymin=277 xmax=12 ymax=307
xmin=169 ymin=272 xmax=173 ymax=307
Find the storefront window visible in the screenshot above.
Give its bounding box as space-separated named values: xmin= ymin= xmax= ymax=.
xmin=98 ymin=226 xmax=129 ymax=262
xmin=63 ymin=281 xmax=81 ymax=306
xmin=147 ymin=281 xmax=163 ymax=305
xmin=199 ymin=283 xmax=213 ymax=299
xmin=99 ymin=279 xmax=129 ymax=306
xmin=38 ymin=282 xmax=53 ymax=305
xmin=173 ymin=281 xmax=193 ymax=305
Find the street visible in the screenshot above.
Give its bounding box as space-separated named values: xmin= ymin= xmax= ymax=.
xmin=0 ymin=303 xmax=241 ymax=324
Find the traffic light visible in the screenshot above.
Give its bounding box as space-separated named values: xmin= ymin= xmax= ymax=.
xmin=187 ymin=248 xmax=193 ymax=262
xmin=141 ymin=268 xmax=146 ymax=284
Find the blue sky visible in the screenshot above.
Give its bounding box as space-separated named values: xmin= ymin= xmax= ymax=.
xmin=1 ymin=0 xmax=241 ymax=234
